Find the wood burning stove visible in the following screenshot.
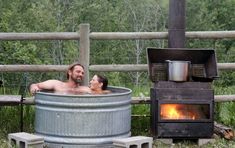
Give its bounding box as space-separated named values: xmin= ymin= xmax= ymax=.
xmin=147 ymin=48 xmax=218 ymax=139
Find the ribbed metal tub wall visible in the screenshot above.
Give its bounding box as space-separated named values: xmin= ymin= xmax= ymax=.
xmin=34 ymin=86 xmax=132 ymax=148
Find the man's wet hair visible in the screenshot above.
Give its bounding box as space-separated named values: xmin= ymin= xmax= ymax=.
xmin=96 ymin=74 xmax=108 ymax=90
xmin=67 ymin=62 xmax=84 ymax=79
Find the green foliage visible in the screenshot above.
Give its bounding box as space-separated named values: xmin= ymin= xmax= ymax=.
xmin=187 ymin=0 xmax=235 ymax=31
xmin=0 ymin=106 xmax=34 ymax=134
xmin=214 ymin=71 xmax=235 ymax=87
xmin=217 ymin=102 xmax=235 ymax=128
xmin=0 ymin=1 xmax=235 ymax=146
xmin=0 ymin=136 xmax=8 ymax=148
xmin=131 ymin=104 xmax=151 ymax=136
xmin=0 ymin=106 xmax=33 ymax=148
xmin=214 ymin=85 xmax=235 ymax=128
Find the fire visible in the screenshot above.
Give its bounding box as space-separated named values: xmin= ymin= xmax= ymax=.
xmin=160 ymin=104 xmax=197 ymax=120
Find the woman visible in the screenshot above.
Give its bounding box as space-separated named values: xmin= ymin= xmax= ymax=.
xmin=89 ymin=74 xmax=110 ymax=94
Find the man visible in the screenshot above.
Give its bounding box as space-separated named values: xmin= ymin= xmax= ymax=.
xmin=29 ymin=62 xmax=90 ymax=95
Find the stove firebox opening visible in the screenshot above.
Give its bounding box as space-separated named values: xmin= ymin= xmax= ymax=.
xmin=160 ymin=104 xmax=210 ymax=120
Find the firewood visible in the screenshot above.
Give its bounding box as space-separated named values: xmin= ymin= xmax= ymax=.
xmin=214 ymin=121 xmax=235 ymax=140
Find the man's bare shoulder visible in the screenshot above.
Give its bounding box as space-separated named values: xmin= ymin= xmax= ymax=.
xmin=41 ymin=79 xmax=64 ymax=85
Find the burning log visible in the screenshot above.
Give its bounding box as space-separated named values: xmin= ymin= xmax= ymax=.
xmin=214 ymin=122 xmax=235 ymax=140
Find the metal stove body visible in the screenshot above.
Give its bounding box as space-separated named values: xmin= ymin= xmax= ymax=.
xmin=147 ymin=48 xmax=218 ymax=139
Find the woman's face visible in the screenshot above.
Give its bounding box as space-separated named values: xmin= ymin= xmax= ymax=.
xmin=89 ymin=75 xmax=102 ymax=90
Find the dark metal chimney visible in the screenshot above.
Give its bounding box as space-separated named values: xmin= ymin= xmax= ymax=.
xmin=168 ymin=0 xmax=186 ymax=48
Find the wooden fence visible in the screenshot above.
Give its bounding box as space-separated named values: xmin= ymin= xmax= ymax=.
xmin=1 ymin=24 xmax=235 ymax=102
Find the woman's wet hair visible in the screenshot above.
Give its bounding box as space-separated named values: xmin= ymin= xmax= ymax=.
xmin=96 ymin=74 xmax=108 ymax=90
xmin=67 ymin=62 xmax=84 ymax=79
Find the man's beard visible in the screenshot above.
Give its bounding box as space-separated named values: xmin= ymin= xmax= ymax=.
xmin=71 ymin=76 xmax=82 ymax=84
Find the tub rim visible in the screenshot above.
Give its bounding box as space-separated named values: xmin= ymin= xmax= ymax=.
xmin=35 ymin=86 xmax=132 ymax=97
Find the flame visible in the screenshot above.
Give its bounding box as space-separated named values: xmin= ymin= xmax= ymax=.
xmin=192 ymin=115 xmax=196 ymax=120
xmin=160 ymin=104 xmax=197 ymax=120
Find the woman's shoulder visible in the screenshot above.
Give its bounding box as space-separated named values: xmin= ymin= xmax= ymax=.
xmin=90 ymin=90 xmax=111 ymax=95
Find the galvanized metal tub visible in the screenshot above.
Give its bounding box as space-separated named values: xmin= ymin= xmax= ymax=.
xmin=34 ymin=86 xmax=132 ymax=148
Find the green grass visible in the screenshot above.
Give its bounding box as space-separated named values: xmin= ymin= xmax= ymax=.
xmin=0 ymin=137 xmax=8 ymax=148
xmin=0 ymin=106 xmax=35 ymax=137
xmin=153 ymin=137 xmax=235 ymax=148
xmin=131 ymin=104 xmax=151 ymax=136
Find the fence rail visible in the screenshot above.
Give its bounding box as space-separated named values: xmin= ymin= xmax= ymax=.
xmin=21 ymin=94 xmax=235 ymax=105
xmin=1 ymin=31 xmax=235 ymax=40
xmin=0 ymin=32 xmax=80 ymax=40
xmin=1 ymin=63 xmax=235 ymax=72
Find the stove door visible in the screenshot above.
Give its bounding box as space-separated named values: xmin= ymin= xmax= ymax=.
xmin=160 ymin=102 xmax=211 ymax=121
xmin=156 ymin=100 xmax=214 ymax=138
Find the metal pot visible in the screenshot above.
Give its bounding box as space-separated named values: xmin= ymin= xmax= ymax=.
xmin=166 ymin=60 xmax=191 ymax=82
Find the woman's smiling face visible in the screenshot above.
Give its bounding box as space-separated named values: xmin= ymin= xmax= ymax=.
xmin=89 ymin=75 xmax=102 ymax=91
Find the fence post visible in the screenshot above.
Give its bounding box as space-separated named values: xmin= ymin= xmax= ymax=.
xmin=79 ymin=24 xmax=90 ymax=86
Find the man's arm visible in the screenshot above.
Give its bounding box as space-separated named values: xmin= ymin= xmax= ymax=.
xmin=29 ymin=80 xmax=61 ymax=95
